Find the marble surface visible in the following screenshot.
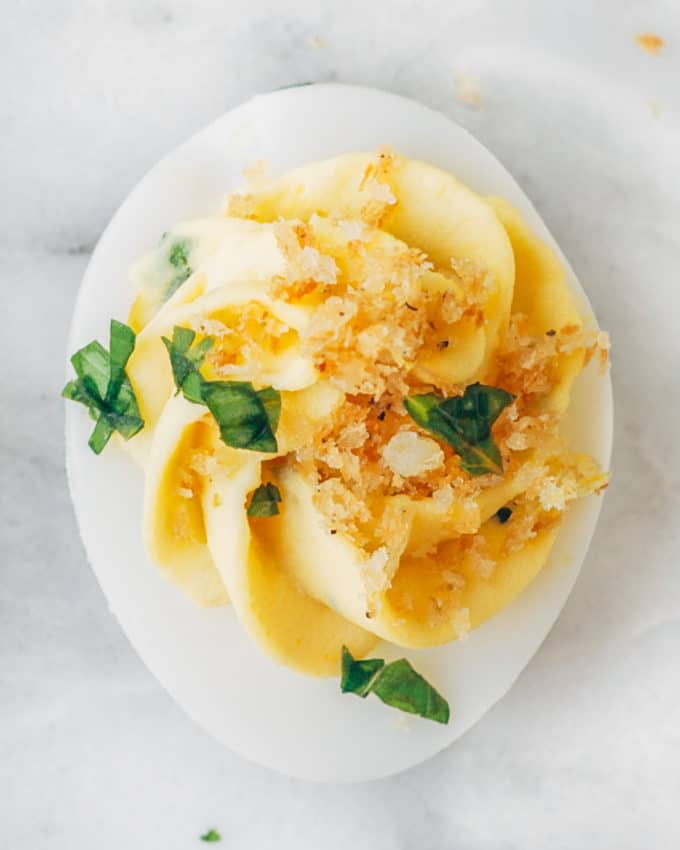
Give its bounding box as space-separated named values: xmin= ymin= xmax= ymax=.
xmin=2 ymin=0 xmax=679 ymax=847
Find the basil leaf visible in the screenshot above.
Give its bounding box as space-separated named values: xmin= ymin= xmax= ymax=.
xmin=404 ymin=382 xmax=514 ymax=476
xmin=200 ymin=828 xmax=221 ymax=842
xmin=180 ymin=371 xmax=206 ymax=405
xmin=62 ymin=320 xmax=144 ymax=454
xmin=340 ymin=646 xmax=449 ymax=724
xmin=161 ymin=326 xmax=213 ymax=404
xmin=162 ymin=325 xmax=280 ymax=452
xmin=106 ymin=320 xmax=136 ymax=403
xmin=104 ymin=409 xmax=147 ymax=441
xmin=168 ymin=239 xmax=190 ymax=270
xmin=165 ymin=239 xmax=192 ymax=300
xmin=71 ymin=340 xmax=110 ymax=400
xmin=254 ymin=386 xmax=281 ymax=434
xmin=341 ymin=647 xmax=384 ymax=696
xmin=201 ymin=381 xmax=280 ymax=453
xmin=454 ymin=433 xmax=504 ymax=476
xmin=190 ymin=336 xmax=216 ymax=363
xmin=439 ymin=383 xmax=514 ymax=444
xmin=247 ymin=482 xmax=282 ymax=517
xmin=88 ymin=416 xmax=115 ymax=454
xmin=371 ymin=659 xmax=449 ymax=723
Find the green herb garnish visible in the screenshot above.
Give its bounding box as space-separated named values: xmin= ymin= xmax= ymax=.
xmin=200 ymin=828 xmax=221 ymax=842
xmin=202 ymin=382 xmax=280 ymax=453
xmin=166 ymin=239 xmax=192 ymax=300
xmin=341 ymin=646 xmax=449 ymax=724
xmin=162 ymin=325 xmax=280 ymax=453
xmin=62 ymin=320 xmax=144 ymax=454
xmin=404 ymin=382 xmax=514 ymax=476
xmin=247 ymin=482 xmax=282 ymax=517
xmin=496 ymin=506 xmax=513 ymax=524
xmin=161 ymin=326 xmax=213 ymax=404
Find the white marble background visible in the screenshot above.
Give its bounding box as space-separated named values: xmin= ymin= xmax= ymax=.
xmin=2 ymin=0 xmax=679 ymax=847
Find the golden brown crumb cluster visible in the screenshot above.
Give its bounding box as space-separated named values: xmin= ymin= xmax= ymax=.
xmin=272 ymin=212 xmax=604 ymax=557
xmin=221 ymin=151 xmax=609 ymax=586
xmin=192 ymin=301 xmax=297 ymax=381
xmin=494 ymin=315 xmax=609 ymax=398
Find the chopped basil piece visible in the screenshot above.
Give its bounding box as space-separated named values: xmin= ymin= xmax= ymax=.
xmin=62 ymin=320 xmax=144 ymax=454
xmin=168 ymin=240 xmax=190 ymax=270
xmin=341 ymin=646 xmax=449 ymax=724
xmin=87 ymin=416 xmax=115 ymax=454
xmin=247 ymin=482 xmax=282 ymax=517
xmin=202 ymin=382 xmax=279 ymax=453
xmin=200 ymin=828 xmax=221 ymax=842
xmin=165 ymin=239 xmax=192 ymax=300
xmin=105 ymin=320 xmax=136 ymax=403
xmin=341 ymin=651 xmax=384 ymax=696
xmin=254 ymin=386 xmax=281 ymax=434
xmin=162 ymin=326 xmax=214 ymax=404
xmin=404 ymin=382 xmax=514 ymax=476
xmin=496 ymin=506 xmax=513 ymax=524
xmin=162 ymin=326 xmax=280 ymax=452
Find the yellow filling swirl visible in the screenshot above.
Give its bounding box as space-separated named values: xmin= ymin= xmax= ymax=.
xmin=124 ymin=150 xmax=608 ymax=676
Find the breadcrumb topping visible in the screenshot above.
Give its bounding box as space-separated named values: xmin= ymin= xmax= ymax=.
xmin=273 ymin=220 xmax=339 ymax=288
xmin=192 ymin=300 xmax=299 ymax=381
xmin=382 ymin=430 xmax=444 ymax=477
xmin=213 ymin=152 xmax=609 ymax=615
xmin=357 ymin=147 xmax=398 ymax=226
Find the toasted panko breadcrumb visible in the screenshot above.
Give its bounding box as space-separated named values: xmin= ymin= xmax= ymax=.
xmin=314 ymin=477 xmax=371 ymax=535
xmin=172 ymin=503 xmax=194 ymax=541
xmin=357 ymin=148 xmax=398 ymax=226
xmin=189 ymin=317 xmax=231 ymax=338
xmin=498 ymin=453 xmax=607 ymax=555
xmin=224 ymin=193 xmax=258 ymax=219
xmin=272 ymin=220 xmax=339 ymax=293
xmin=298 ymin=235 xmax=441 ymax=398
xmin=442 ymin=569 xmax=466 ymax=591
xmin=361 ymin=546 xmax=390 ymax=614
xmin=465 ymin=534 xmax=496 ymax=579
xmin=495 ymin=315 xmax=609 ymax=398
xmin=382 ymin=430 xmax=444 ymax=478
xmin=502 ymin=413 xmax=559 ymax=453
xmin=186 ymin=449 xmax=218 ymax=477
xmin=338 ymin=219 xmax=368 ymax=244
xmin=202 ymin=301 xmax=294 ymax=379
xmin=375 ymin=499 xmax=412 ymax=571
xmin=432 ymin=484 xmax=455 ymax=511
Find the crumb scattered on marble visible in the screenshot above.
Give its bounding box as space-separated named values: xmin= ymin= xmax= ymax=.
xmin=648 ymin=100 xmax=663 ymax=118
xmin=454 ymin=70 xmax=482 ymax=107
xmin=309 ymin=35 xmax=326 ymax=49
xmin=635 ymin=33 xmax=665 ymax=54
